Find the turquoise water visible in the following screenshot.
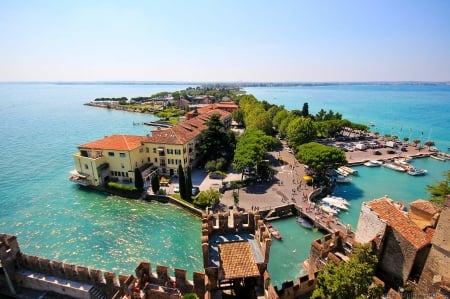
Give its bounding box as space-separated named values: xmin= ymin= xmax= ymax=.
xmin=0 ymin=83 xmax=449 ymax=288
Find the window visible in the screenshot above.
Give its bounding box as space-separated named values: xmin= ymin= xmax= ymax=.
xmin=154 ymin=158 xmax=158 ymax=163
xmin=146 ymin=147 xmax=149 ymax=153
xmin=153 ymin=148 xmax=156 ymax=153
xmin=167 ymin=149 xmax=174 ymax=154
xmin=175 ymin=149 xmax=181 ymax=155
xmin=139 ymin=148 xmax=143 ymax=153
xmin=108 ymin=152 xmax=114 ymax=157
xmin=120 ymin=153 xmax=126 ymax=158
xmin=84 ymin=164 xmax=89 ymax=170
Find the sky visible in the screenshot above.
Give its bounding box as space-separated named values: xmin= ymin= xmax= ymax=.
xmin=1 ymin=0 xmax=450 ymax=82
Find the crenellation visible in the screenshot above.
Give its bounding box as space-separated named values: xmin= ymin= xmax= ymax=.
xmin=76 ymin=265 xmax=90 ymax=283
xmin=63 ymin=263 xmax=78 ymax=281
xmin=37 ymin=257 xmax=52 ymax=275
xmin=156 ymin=264 xmax=170 ymax=285
xmin=50 ymin=260 xmax=64 ymax=278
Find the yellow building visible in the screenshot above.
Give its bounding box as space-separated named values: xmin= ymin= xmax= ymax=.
xmin=70 ymin=109 xmax=231 ymax=187
xmin=70 ymin=134 xmax=153 ymax=187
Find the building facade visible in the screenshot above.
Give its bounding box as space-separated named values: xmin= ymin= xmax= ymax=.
xmin=70 ymin=109 xmax=231 ymax=187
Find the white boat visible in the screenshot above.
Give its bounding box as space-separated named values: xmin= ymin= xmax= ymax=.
xmin=321 ymin=197 xmax=349 ymax=210
xmin=339 ymin=166 xmax=358 ymax=175
xmin=324 ymin=195 xmax=350 ymax=206
xmin=335 ymin=176 xmax=352 ymax=183
xmin=383 ymin=163 xmax=406 ymax=172
xmin=364 ymin=160 xmax=383 ymax=167
xmin=320 ymin=204 xmax=338 ymax=215
xmin=334 ymin=168 xmax=348 ymax=176
xmin=407 ymin=168 xmax=427 ymax=176
xmin=430 ymin=154 xmax=447 ymax=162
xmin=368 ymin=122 xmax=376 ymax=126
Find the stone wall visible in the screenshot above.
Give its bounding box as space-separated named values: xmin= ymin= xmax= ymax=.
xmin=377 ymin=226 xmax=418 ymax=288
xmin=0 ymin=233 xmax=205 ymax=299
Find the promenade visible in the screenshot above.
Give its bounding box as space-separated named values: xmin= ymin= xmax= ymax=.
xmin=208 ymin=137 xmax=435 ymax=235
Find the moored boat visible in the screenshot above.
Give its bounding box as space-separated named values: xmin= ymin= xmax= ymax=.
xmin=430 ymin=154 xmax=447 ymax=162
xmin=407 ymin=168 xmax=427 ymax=176
xmin=340 ymin=166 xmax=358 ymax=175
xmin=321 ymin=196 xmax=349 ymax=210
xmin=320 ymin=204 xmax=339 ymax=215
xmin=335 ymin=176 xmax=352 ymax=183
xmin=266 ymin=223 xmax=283 ymax=240
xmin=296 ymin=217 xmax=314 ymax=229
xmin=364 ymin=160 xmax=383 ymax=167
xmin=383 ymin=163 xmax=406 ymax=172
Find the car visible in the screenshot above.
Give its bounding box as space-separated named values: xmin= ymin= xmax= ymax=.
xmin=173 ymin=184 xmax=180 ymax=193
xmin=192 ymin=186 xmax=200 ymax=196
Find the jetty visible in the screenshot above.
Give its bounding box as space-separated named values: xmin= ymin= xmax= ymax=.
xmin=143 ymin=121 xmax=172 ymax=128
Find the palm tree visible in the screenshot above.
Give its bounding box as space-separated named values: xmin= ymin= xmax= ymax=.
xmin=413 ymin=139 xmax=421 ymax=147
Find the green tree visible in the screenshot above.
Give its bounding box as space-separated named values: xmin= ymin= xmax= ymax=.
xmin=178 ymin=164 xmax=187 ymax=200
xmin=286 ymin=117 xmax=317 ymax=147
xmin=185 ymin=167 xmax=193 ymax=201
xmin=232 ymin=129 xmax=277 ymax=177
xmin=426 ymin=170 xmax=450 ymax=207
xmin=193 ymin=188 xmax=222 ymax=209
xmin=231 ymin=109 xmax=245 ymax=126
xmin=311 ymin=244 xmax=384 ymax=299
xmin=134 ymin=168 xmax=144 ymax=190
xmin=199 ymin=114 xmax=236 ymax=165
xmin=301 ymin=102 xmax=310 ymax=117
xmin=296 ymin=142 xmax=347 ymax=174
xmin=151 ymin=172 xmax=159 ymax=194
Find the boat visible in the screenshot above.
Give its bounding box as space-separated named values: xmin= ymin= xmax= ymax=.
xmin=321 ymin=196 xmax=349 ymax=210
xmin=296 ymin=217 xmax=314 ymax=229
xmin=323 ymin=195 xmax=350 ymax=206
xmin=333 ymin=168 xmax=348 ymax=176
xmin=430 ymin=154 xmax=447 ymax=162
xmin=266 ymin=223 xmax=283 ymax=240
xmin=339 ymin=166 xmax=358 ymax=175
xmin=335 ymin=176 xmax=352 ymax=183
xmin=368 ymin=122 xmax=376 ymax=126
xmin=320 ymin=204 xmax=339 ymax=215
xmin=364 ymin=160 xmax=383 ymax=167
xmin=407 ymin=168 xmax=428 ymax=176
xmin=383 ymin=163 xmax=406 ymax=172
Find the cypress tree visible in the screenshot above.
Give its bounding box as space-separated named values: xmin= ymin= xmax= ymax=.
xmin=178 ymin=164 xmax=186 ymax=200
xmin=151 ymin=172 xmax=159 ymax=194
xmin=185 ymin=167 xmax=193 ymax=201
xmin=134 ymin=168 xmax=144 ymax=190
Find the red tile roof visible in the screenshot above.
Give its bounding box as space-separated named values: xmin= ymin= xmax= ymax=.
xmin=218 ymin=241 xmax=260 ymax=280
xmin=367 ymin=197 xmax=431 ymax=249
xmin=144 ymin=109 xmax=230 ymax=145
xmin=78 ymin=135 xmax=146 ymax=151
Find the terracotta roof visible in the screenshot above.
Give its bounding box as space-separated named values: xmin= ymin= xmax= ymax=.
xmin=409 ymin=199 xmax=439 ymax=215
xmin=145 ymin=109 xmax=230 ymax=145
xmin=367 ymin=197 xmax=431 ymax=249
xmin=218 ymin=241 xmax=260 ymax=280
xmin=78 ymin=135 xmax=146 ymax=151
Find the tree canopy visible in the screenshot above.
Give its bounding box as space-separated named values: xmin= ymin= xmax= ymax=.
xmin=426 ymin=170 xmax=450 ymax=206
xmin=296 ymin=142 xmax=347 ymax=173
xmin=193 ymin=188 xmax=222 ymax=209
xmin=134 ymin=168 xmax=144 ymax=190
xmin=199 ymin=113 xmax=236 ymax=166
xmin=311 ymin=244 xmax=384 ymax=299
xmin=232 ymin=129 xmax=277 ymax=174
xmin=151 ymin=172 xmax=159 ymax=194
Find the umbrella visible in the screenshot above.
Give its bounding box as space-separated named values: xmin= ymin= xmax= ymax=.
xmin=303 ymin=175 xmax=313 ymax=182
